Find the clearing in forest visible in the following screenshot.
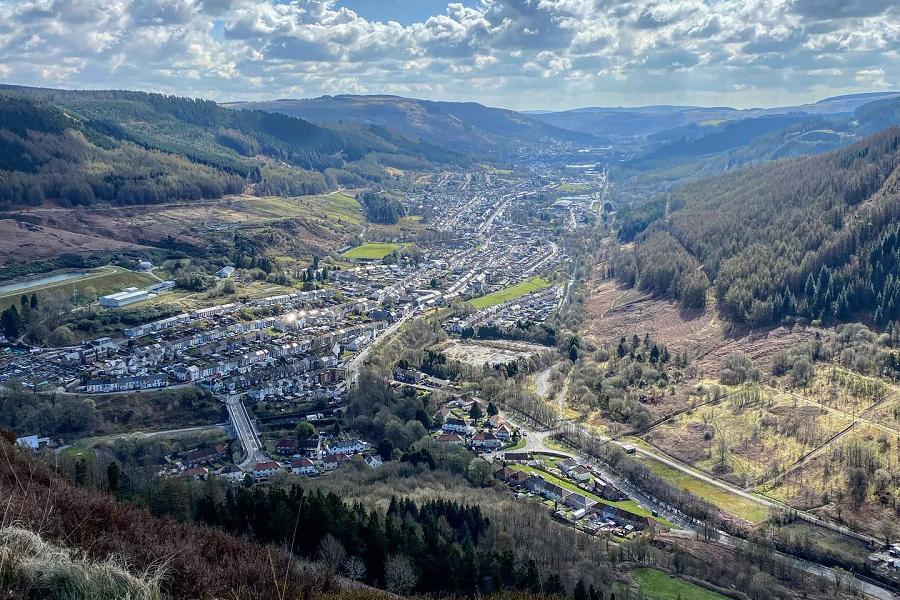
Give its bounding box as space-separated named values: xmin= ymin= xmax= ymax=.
xmin=440 ymin=340 xmax=547 ymax=367
xmin=759 ymin=423 xmax=897 ymax=539
xmin=773 ymin=366 xmax=895 ymax=420
xmin=643 ymin=386 xmax=854 ymax=488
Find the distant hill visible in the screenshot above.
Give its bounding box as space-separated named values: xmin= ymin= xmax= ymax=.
xmin=854 ymin=95 xmax=900 ymax=133
xmin=530 ymin=92 xmax=900 ymax=139
xmin=613 ymin=94 xmax=900 ymax=192
xmin=528 ymin=106 xmax=742 ymax=138
xmin=224 ymin=94 xmax=599 ymax=154
xmin=0 ymin=86 xmax=470 ymax=209
xmin=645 ymin=114 xmax=818 ymax=160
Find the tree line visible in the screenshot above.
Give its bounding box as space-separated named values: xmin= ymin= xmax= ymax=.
xmin=160 ymin=484 xmax=598 ymax=598
xmin=360 ymin=191 xmax=407 ymax=224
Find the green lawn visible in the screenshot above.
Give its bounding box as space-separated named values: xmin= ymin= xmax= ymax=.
xmin=557 ymin=182 xmax=590 ymax=192
xmin=343 ymin=242 xmax=410 ymax=260
xmin=510 ymin=464 xmax=676 ymax=528
xmin=242 ymin=192 xmax=362 ymax=223
xmin=469 ymin=276 xmax=551 ymax=310
xmin=632 ymin=569 xmax=727 ymax=600
xmin=504 ymin=437 xmax=527 ymax=451
xmin=634 ymin=454 xmax=770 ymax=524
xmin=0 ymin=267 xmax=158 ymax=312
xmin=543 ymin=436 xmax=573 ymax=454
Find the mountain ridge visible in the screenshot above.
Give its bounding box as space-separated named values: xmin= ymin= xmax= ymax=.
xmin=223 ymin=94 xmax=600 ymax=154
xmin=528 ymin=91 xmax=900 ymax=138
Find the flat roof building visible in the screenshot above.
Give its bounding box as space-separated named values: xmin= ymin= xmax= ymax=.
xmin=100 ymin=288 xmax=151 ymax=307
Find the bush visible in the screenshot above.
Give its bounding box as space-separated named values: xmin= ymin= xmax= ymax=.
xmin=719 ymin=352 xmax=758 ymax=385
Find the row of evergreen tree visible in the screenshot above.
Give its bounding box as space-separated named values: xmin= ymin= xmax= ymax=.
xmin=171 ymin=485 xmax=597 ymax=597
xmin=360 ymin=191 xmax=407 ymax=224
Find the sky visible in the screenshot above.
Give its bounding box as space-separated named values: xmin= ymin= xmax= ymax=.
xmin=0 ymin=0 xmax=897 ymax=111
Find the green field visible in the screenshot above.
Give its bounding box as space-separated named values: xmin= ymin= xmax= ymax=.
xmin=0 ymin=267 xmax=158 ymax=312
xmin=634 ymin=454 xmax=770 ymax=524
xmin=235 ymin=191 xmax=362 ymax=225
xmin=631 ymin=569 xmax=727 ymax=600
xmin=469 ymin=276 xmax=551 ymax=310
xmin=343 ymin=242 xmax=410 ymax=260
xmin=556 ymin=182 xmax=590 ymax=192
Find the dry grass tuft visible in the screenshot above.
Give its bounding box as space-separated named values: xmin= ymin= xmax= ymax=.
xmin=0 ymin=526 xmax=163 ymax=600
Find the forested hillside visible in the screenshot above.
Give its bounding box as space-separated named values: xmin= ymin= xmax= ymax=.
xmin=226 ymin=95 xmax=597 ymax=154
xmin=0 ymin=86 xmax=469 ymax=209
xmin=614 ymin=127 xmax=900 ymax=327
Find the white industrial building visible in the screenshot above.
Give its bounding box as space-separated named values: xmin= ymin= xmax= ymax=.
xmin=100 ymin=288 xmax=151 ymax=307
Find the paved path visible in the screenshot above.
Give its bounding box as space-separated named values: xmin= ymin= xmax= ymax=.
xmin=225 ymin=396 xmax=265 ymax=471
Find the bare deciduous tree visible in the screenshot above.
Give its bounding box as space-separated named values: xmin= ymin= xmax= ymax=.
xmin=317 ymin=534 xmax=347 ymax=574
xmin=342 ymin=556 xmax=366 ymax=581
xmin=384 ymin=554 xmax=416 ymax=594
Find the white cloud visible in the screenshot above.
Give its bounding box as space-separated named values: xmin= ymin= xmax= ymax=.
xmin=0 ymin=0 xmax=895 ymax=109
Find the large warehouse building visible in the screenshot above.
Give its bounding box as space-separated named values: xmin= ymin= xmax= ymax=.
xmin=99 ymin=287 xmax=151 ymax=308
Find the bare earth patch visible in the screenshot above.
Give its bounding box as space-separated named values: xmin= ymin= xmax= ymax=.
xmin=0 ymin=219 xmax=143 ymax=263
xmin=587 ymin=292 xmax=720 ymax=356
xmin=645 ymin=422 xmax=712 ymax=464
xmin=692 ymin=326 xmax=819 ymax=378
xmin=439 ymin=340 xmax=550 ymax=367
xmin=5 ymin=194 xmax=358 ymax=264
xmin=587 ymin=282 xmax=819 ymax=381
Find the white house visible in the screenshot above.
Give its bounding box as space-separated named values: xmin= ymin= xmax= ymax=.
xmin=363 ymin=453 xmax=383 ymax=469
xmin=216 ymin=266 xmax=236 ymax=278
xmin=326 ymin=439 xmax=365 ymax=456
xmin=218 ymin=464 xmax=245 ymax=481
xmin=570 ymin=465 xmax=592 ymax=483
xmin=471 ymin=432 xmax=501 ymax=450
xmin=495 ymin=424 xmax=513 ymax=441
xmin=442 ymin=417 xmax=474 ymax=435
xmin=290 ymin=458 xmax=318 ymax=476
xmin=253 ymin=461 xmax=281 ymax=479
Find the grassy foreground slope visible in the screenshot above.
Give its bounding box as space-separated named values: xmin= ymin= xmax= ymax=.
xmin=0 ymin=431 xmax=389 ymax=600
xmin=0 ymin=526 xmax=163 ymax=600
